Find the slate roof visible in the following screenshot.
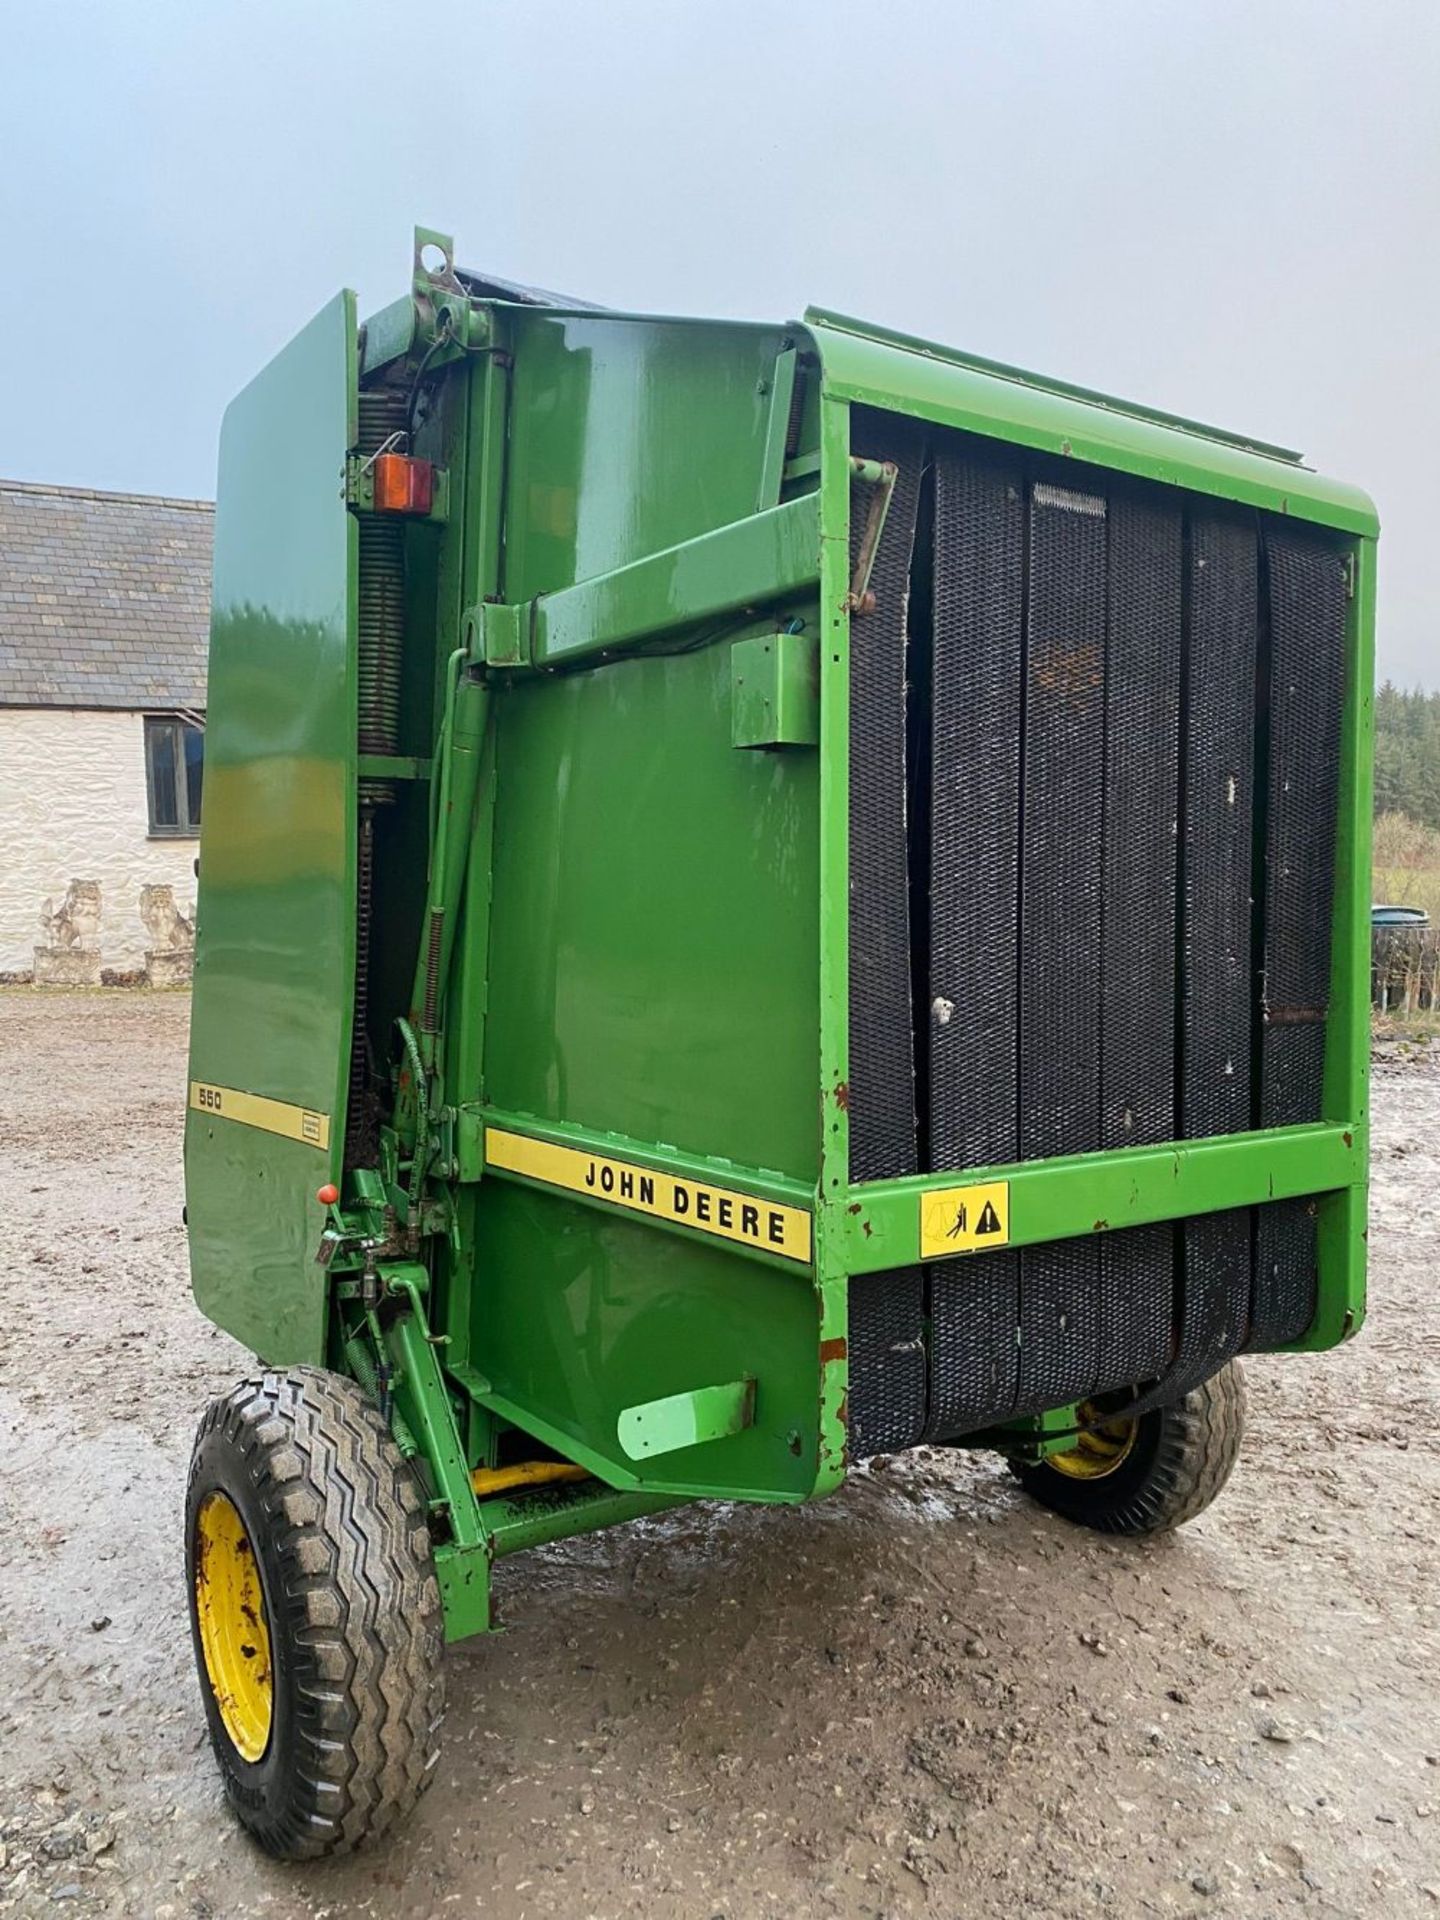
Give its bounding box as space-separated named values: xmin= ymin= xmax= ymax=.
xmin=0 ymin=479 xmax=212 ymax=709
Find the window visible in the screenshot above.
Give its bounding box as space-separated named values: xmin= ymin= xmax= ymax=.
xmin=145 ymin=715 xmax=204 ymax=836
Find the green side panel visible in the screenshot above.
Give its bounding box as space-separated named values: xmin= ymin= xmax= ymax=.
xmin=460 ymin=312 xmax=825 ymax=1499
xmin=185 ymin=291 xmax=357 ymax=1365
xmin=501 ymin=310 xmax=794 ymax=598
xmin=470 ymin=639 xmax=821 ymax=1497
xmin=806 ymin=311 xmax=1379 ymax=537
xmin=482 ymin=640 xmax=819 ymax=1176
xmin=469 ymin=1184 xmax=821 ymax=1500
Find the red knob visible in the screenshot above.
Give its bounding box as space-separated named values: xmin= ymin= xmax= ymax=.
xmin=316 ymin=1183 xmax=340 ymax=1207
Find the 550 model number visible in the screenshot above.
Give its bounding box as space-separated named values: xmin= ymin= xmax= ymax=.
xmin=188 ymin=1081 xmax=331 ymax=1151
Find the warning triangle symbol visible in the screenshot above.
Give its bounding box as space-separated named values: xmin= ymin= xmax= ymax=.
xmin=975 ymin=1200 xmax=1002 ymax=1236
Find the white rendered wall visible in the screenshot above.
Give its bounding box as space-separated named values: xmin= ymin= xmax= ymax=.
xmin=0 ymin=707 xmax=198 ymax=975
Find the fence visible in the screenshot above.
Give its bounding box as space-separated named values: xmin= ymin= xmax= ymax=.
xmin=1372 ymin=925 xmax=1440 ymax=1015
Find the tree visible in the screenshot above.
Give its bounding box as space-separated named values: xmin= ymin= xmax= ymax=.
xmin=1373 ymin=684 xmax=1440 ymax=829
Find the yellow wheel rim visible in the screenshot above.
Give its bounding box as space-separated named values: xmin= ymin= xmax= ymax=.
xmin=194 ymin=1491 xmax=274 ymax=1763
xmin=1048 ymin=1400 xmax=1138 ymax=1481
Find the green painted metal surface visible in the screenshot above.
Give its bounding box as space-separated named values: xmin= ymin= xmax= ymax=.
xmin=480 ymin=640 xmax=820 ymax=1179
xmin=499 ymin=309 xmax=797 ymax=600
xmin=834 ymin=1122 xmax=1363 ymax=1275
xmin=185 ymin=290 xmax=357 ymax=1364
xmin=988 ymin=1402 xmax=1083 ymax=1463
xmin=186 ymin=238 xmax=1374 ymax=1643
xmin=618 ymin=1378 xmax=756 ymax=1461
xmin=527 ymin=494 xmax=819 ymax=665
xmin=465 ymin=1183 xmax=823 ymax=1502
xmin=731 ymin=630 xmax=819 ymax=749
xmin=811 ymin=307 xmax=1308 ymax=461
xmin=806 ymin=309 xmax=1379 ymax=537
xmin=483 ymin=1481 xmax=687 ymax=1560
xmin=472 ymin=1107 xmax=814 ymax=1261
xmin=1305 ymin=530 xmax=1378 ymax=1349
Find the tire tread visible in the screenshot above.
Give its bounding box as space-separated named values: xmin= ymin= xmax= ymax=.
xmin=187 ymin=1367 xmax=444 ymax=1860
xmin=1015 ymin=1360 xmax=1247 ymax=1536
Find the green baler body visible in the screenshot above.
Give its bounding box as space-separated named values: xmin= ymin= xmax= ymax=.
xmin=185 ymin=239 xmax=1375 ymax=1639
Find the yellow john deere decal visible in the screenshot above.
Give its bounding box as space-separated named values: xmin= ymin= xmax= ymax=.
xmin=189 ymin=1082 xmax=331 ymax=1151
xmin=484 ymin=1127 xmax=812 ymax=1264
xmin=919 ymin=1180 xmax=1010 ymax=1258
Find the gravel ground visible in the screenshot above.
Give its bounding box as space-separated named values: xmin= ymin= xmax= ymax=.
xmin=1 ymin=990 xmax=1437 ymax=1919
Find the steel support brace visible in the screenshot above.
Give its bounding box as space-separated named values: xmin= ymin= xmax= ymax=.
xmin=837 ymin=1121 xmax=1364 ymax=1275
xmin=370 ymin=1269 xmax=702 ymax=1636
xmin=482 ymin=1483 xmax=690 ymax=1560
xmin=379 ymin=1268 xmax=492 ymax=1640
xmin=476 ymin=493 xmax=821 ymax=670
xmin=408 ymin=655 xmax=490 ymax=1066
xmin=980 ymin=1403 xmax=1082 ymax=1462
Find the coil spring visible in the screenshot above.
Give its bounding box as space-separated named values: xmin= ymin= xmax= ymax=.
xmin=344 ymin=806 xmax=377 ymax=1166
xmin=356 ymin=388 xmax=408 ymax=801
xmin=785 ymin=362 xmax=806 ymax=460
xmin=345 ymin=386 xmax=408 ymax=1165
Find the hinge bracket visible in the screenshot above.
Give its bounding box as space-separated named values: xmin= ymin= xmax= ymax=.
xmin=844 ymin=456 xmax=898 ymax=615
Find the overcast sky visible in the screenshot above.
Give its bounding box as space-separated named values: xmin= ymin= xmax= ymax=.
xmin=4 ymin=0 xmax=1435 ymax=686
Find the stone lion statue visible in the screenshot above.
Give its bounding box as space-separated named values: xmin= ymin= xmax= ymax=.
xmin=38 ymin=880 xmax=102 ymax=951
xmin=139 ymin=884 xmax=195 ymax=952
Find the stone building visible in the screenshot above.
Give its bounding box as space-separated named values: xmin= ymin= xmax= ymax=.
xmin=0 ymin=479 xmax=212 ymax=984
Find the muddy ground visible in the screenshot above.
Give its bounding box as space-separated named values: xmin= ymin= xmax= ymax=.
xmin=0 ymin=990 xmax=1436 ymax=1919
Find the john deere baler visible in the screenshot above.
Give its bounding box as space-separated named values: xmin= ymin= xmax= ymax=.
xmin=182 ymin=230 xmax=1375 ymax=1858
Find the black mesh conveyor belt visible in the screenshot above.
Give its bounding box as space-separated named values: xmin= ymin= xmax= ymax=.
xmin=1165 ymin=513 xmax=1259 ymax=1395
xmin=1247 ymin=526 xmax=1347 ymax=1347
xmin=848 ymin=415 xmax=924 ymax=1185
xmin=1095 ymin=493 xmax=1185 ymax=1398
xmin=847 ymin=1268 xmax=926 ymax=1456
xmin=1168 ymin=1207 xmax=1252 ymax=1392
xmin=845 ymin=416 xmax=1348 ymax=1450
xmin=927 ymin=451 xmax=1024 ymax=1171
xmin=1094 ymin=1224 xmax=1175 ymax=1392
xmin=1019 ymin=481 xmax=1108 ymax=1163
xmin=846 ymin=415 xmax=926 ymax=1449
xmin=1101 ymin=494 xmax=1182 ymax=1150
xmin=1257 ymin=526 xmax=1345 ymax=1125
xmin=1014 ymin=481 xmax=1108 ymax=1414
xmin=1250 ymin=1196 xmax=1321 ymax=1353
xmin=923 ymin=450 xmax=1025 ymax=1437
xmin=1181 ymin=513 xmax=1257 ymax=1140
xmin=925 ymin=1253 xmax=1020 ymax=1436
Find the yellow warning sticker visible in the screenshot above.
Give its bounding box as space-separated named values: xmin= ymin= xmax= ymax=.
xmin=189 ymin=1081 xmax=331 ymax=1152
xmin=485 ymin=1127 xmax=812 ymax=1265
xmin=919 ymin=1180 xmax=1011 ymax=1258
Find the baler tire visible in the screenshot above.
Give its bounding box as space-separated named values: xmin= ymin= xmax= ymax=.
xmin=185 ymin=1366 xmax=444 ymax=1859
xmin=1011 ymin=1360 xmax=1247 ymax=1535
